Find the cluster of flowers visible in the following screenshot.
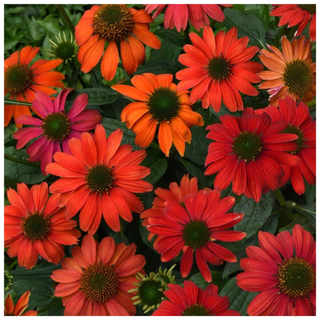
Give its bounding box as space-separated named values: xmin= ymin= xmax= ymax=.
xmin=4 ymin=4 xmax=316 ymax=317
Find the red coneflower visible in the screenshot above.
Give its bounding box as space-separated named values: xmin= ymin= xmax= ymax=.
xmin=4 ymin=182 xmax=81 ymax=269
xmin=256 ymin=95 xmax=315 ymax=195
xmin=4 ymin=46 xmax=64 ymax=128
xmin=147 ymin=190 xmax=246 ymax=282
xmin=51 ymin=234 xmax=146 ymax=316
xmin=176 ymin=26 xmax=263 ymax=112
xmin=46 ymin=124 xmax=153 ymax=234
xmin=75 ymin=4 xmax=161 ymax=81
xmin=270 ymin=5 xmax=316 ymax=41
xmin=13 ymin=88 xmax=102 ymax=175
xmin=112 ymin=73 xmax=204 ymax=157
xmin=145 ymin=4 xmax=232 ymax=32
xmin=141 ymin=174 xmax=209 ymax=241
xmin=4 ymin=291 xmax=37 ymax=316
xmin=236 ymin=224 xmax=316 ymax=316
xmin=205 ymin=108 xmax=301 ymax=202
xmin=259 ymin=36 xmax=315 ymax=106
xmin=152 ymin=280 xmax=240 ymax=316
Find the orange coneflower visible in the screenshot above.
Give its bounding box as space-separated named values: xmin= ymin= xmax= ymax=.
xmin=4 ymin=182 xmax=81 ymax=269
xmin=75 ymin=4 xmax=161 ymax=81
xmin=4 ymin=46 xmax=64 ymax=128
xmin=4 ymin=291 xmax=37 ymax=316
xmin=176 ymin=26 xmax=263 ymax=112
xmin=112 ymin=73 xmax=204 ymax=157
xmin=259 ymin=36 xmax=316 ymax=106
xmin=46 ymin=124 xmax=153 ymax=234
xmin=51 ymin=234 xmax=146 ymax=316
xmin=270 ymin=5 xmax=316 ymax=42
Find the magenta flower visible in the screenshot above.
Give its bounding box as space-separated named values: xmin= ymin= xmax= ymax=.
xmin=14 ymin=88 xmax=102 ymax=175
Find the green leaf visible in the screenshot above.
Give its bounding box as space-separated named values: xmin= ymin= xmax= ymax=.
xmin=101 ymin=118 xmax=139 ymax=149
xmin=223 ymin=8 xmax=266 ymax=47
xmin=292 ymin=203 xmax=316 ymax=228
xmin=154 ymin=28 xmax=185 ymax=47
xmin=233 ymin=192 xmax=275 ymax=240
xmin=25 ymin=16 xmax=43 ymax=41
xmin=35 ymin=16 xmax=61 ymax=35
xmin=305 ymin=183 xmax=316 ymax=205
xmin=149 ymin=40 xmax=181 ymax=62
xmin=188 ymin=271 xmax=228 ymax=291
xmin=279 ymin=214 xmax=315 ymax=234
xmin=5 ymin=147 xmax=47 ymax=185
xmin=67 ymin=87 xmax=120 ymax=105
xmin=220 ymin=277 xmax=258 ymax=316
xmin=135 ymin=61 xmax=182 ymax=75
xmin=139 ymin=220 xmax=156 ymax=251
xmin=141 ymin=149 xmax=168 ymax=185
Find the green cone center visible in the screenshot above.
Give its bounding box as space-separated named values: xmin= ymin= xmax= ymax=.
xmin=283 ymin=59 xmax=313 ymax=98
xmin=55 ymin=42 xmax=77 ymax=61
xmin=299 ymin=5 xmax=316 ymax=14
xmin=81 ymin=263 xmax=118 ymax=303
xmin=93 ymin=4 xmax=135 ymax=42
xmin=86 ymin=165 xmax=114 ymax=194
xmin=183 ymin=304 xmax=211 ymax=316
xmin=183 ymin=221 xmax=210 ymax=249
xmin=283 ymin=124 xmax=305 ymax=154
xmin=207 ymin=57 xmax=231 ymax=81
xmin=277 ymin=257 xmax=315 ymax=298
xmin=5 ymin=63 xmax=33 ymax=95
xmin=147 ymin=87 xmax=180 ymax=122
xmin=42 ymin=112 xmax=71 ymax=142
xmin=138 ymin=280 xmax=163 ymax=306
xmin=22 ymin=213 xmax=50 ymax=241
xmin=232 ymin=131 xmax=263 ymax=162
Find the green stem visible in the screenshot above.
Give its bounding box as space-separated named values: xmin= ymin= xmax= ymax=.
xmin=7 ymin=260 xmax=17 ymax=271
xmin=5 ymin=154 xmax=39 ymax=168
xmin=5 ymin=99 xmax=32 ymax=106
xmin=274 ymin=188 xmax=286 ymax=206
xmin=56 ymin=5 xmax=75 ymax=34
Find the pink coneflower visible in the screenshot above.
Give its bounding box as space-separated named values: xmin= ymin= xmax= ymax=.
xmin=145 ymin=4 xmax=232 ymax=31
xmin=13 ymin=88 xmax=102 ymax=175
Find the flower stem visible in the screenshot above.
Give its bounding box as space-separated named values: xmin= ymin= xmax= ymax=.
xmin=56 ymin=5 xmax=75 ymax=34
xmin=4 ymin=99 xmax=32 ymax=106
xmin=274 ymin=188 xmax=286 ymax=206
xmin=5 ymin=154 xmax=39 ymax=168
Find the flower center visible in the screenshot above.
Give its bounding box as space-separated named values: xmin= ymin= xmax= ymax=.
xmin=138 ymin=280 xmax=163 ymax=307
xmin=81 ymin=262 xmax=119 ymax=303
xmin=147 ymin=87 xmax=180 ymax=122
xmin=283 ymin=124 xmax=305 ymax=154
xmin=182 ymin=304 xmax=211 ymax=316
xmin=232 ymin=131 xmax=263 ymax=162
xmin=207 ymin=57 xmax=231 ymax=81
xmin=22 ymin=213 xmax=50 ymax=241
xmin=55 ymin=42 xmax=77 ymax=61
xmin=86 ymin=165 xmax=114 ymax=194
xmin=183 ymin=221 xmax=210 ymax=249
xmin=93 ymin=4 xmax=135 ymax=42
xmin=283 ymin=59 xmax=313 ymax=98
xmin=277 ymin=257 xmax=315 ymax=298
xmin=4 ymin=63 xmax=33 ymax=95
xmin=42 ymin=112 xmax=71 ymax=142
xmin=299 ymin=5 xmax=316 ymax=14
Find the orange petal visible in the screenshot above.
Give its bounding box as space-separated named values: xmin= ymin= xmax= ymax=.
xmin=19 ymin=46 xmax=39 ymax=65
xmin=158 ymin=121 xmax=172 ymax=157
xmin=127 ymin=35 xmax=145 ymax=65
xmin=81 ymin=39 xmax=104 ymax=73
xmin=101 ymin=41 xmax=119 ymax=81
xmin=120 ymin=39 xmax=137 ymax=75
xmin=112 ymin=84 xmax=147 ymax=101
xmin=77 ymin=34 xmax=99 ymax=63
xmin=132 ymin=27 xmax=161 ymax=49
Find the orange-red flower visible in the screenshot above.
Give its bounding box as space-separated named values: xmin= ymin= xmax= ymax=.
xmin=147 ymin=190 xmax=246 ymax=282
xmin=51 ymin=234 xmax=146 ymax=316
xmin=256 ymin=96 xmax=315 ymax=195
xmin=236 ymin=225 xmax=316 ymax=316
xmin=4 ymin=182 xmax=81 ymax=269
xmin=145 ymin=4 xmax=232 ymax=31
xmin=141 ymin=175 xmax=209 ymax=241
xmin=259 ymin=36 xmax=315 ymax=106
xmin=176 ymin=26 xmax=263 ymax=112
xmin=4 ymin=291 xmax=37 ymax=316
xmin=4 ymin=46 xmax=64 ymax=128
xmin=112 ymin=73 xmax=204 ymax=157
xmin=46 ymin=124 xmax=153 ymax=234
xmin=75 ymin=4 xmax=161 ymax=81
xmin=152 ymin=280 xmax=240 ymax=316
xmin=270 ymin=5 xmax=316 ymax=41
